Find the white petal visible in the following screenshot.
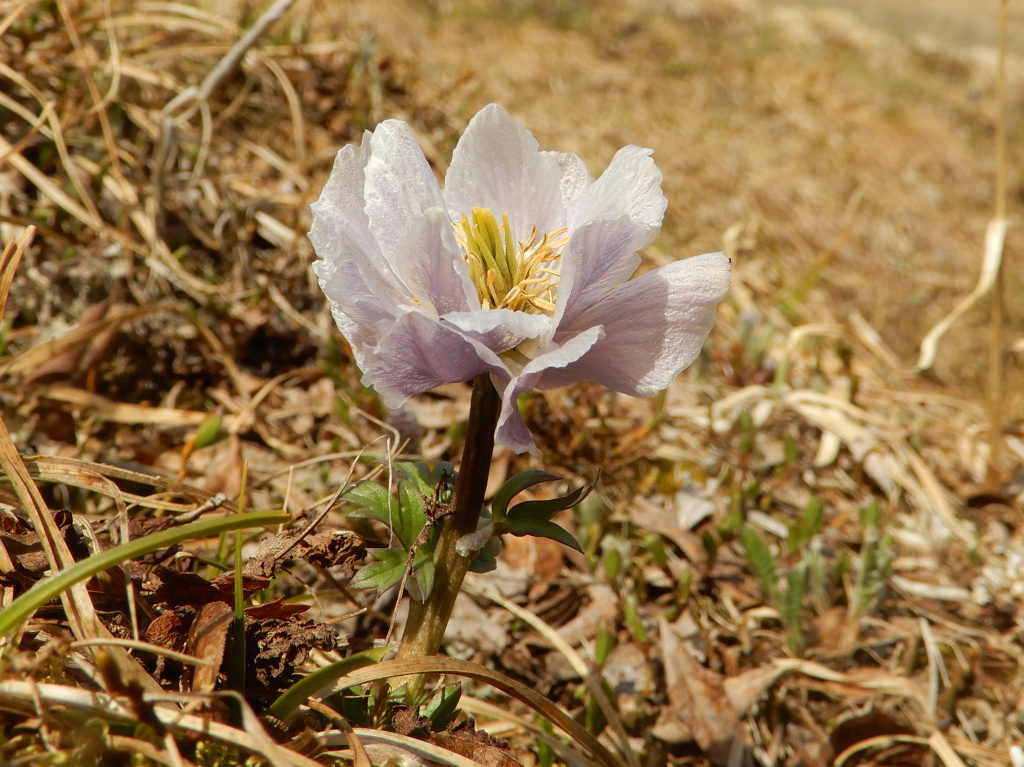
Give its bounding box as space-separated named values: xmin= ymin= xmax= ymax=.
xmin=362 ymin=311 xmax=509 ymax=408
xmin=543 ymin=150 xmax=594 ymax=205
xmin=445 ymin=104 xmax=565 ymax=239
xmin=312 ymin=247 xmax=395 ymax=373
xmin=309 ymin=132 xmax=378 ymax=259
xmin=555 ymin=215 xmax=645 ymax=327
xmin=442 ymin=308 xmax=551 ymax=353
xmin=363 ymin=120 xmax=446 ymax=269
xmin=394 ymin=207 xmax=477 ymax=315
xmin=566 ymin=145 xmax=666 ymax=248
xmin=543 ymin=252 xmax=731 ymax=396
xmin=493 ymin=326 xmax=604 ymax=453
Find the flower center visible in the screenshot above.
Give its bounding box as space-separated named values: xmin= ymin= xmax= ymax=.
xmin=454 ymin=207 xmax=568 ymax=314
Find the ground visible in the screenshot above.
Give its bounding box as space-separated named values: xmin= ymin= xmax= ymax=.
xmin=0 ymin=0 xmax=1022 ymax=766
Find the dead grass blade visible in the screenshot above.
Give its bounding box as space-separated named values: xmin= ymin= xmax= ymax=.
xmin=916 ymin=219 xmax=1008 ymax=373
xmin=0 ymin=225 xmax=34 ymax=321
xmin=332 ymin=657 xmax=621 ymax=767
xmin=0 ymin=681 xmax=323 ymax=767
xmin=345 ymin=728 xmax=502 ymax=767
xmin=26 ymin=455 xmax=225 ymax=513
xmin=459 ymin=696 xmax=602 ymax=767
xmin=467 ymin=581 xmax=637 ymax=767
xmin=0 ymin=413 xmax=163 ymax=692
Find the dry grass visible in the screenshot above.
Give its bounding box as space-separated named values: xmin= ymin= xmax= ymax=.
xmin=0 ymin=0 xmax=1022 ymax=765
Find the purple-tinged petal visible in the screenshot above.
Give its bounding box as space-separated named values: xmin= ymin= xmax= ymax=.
xmin=312 ymin=230 xmax=399 ymax=373
xmin=363 ymin=120 xmax=447 ymax=269
xmin=442 ymin=308 xmax=551 ymax=353
xmin=541 ymin=252 xmax=731 ymax=396
xmin=493 ymin=326 xmax=604 ymax=453
xmin=445 ymin=104 xmax=565 ymax=239
xmin=554 ymin=214 xmax=645 ymax=327
xmin=362 ymin=311 xmax=509 ymax=408
xmin=566 ymin=145 xmax=666 ymax=248
xmin=394 ymin=207 xmax=477 ymax=315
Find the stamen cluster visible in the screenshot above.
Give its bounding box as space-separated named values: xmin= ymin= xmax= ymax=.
xmin=455 ymin=207 xmax=568 ymax=314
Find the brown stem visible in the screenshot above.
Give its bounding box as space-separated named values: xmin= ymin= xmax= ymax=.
xmin=396 ymin=375 xmax=500 ymax=681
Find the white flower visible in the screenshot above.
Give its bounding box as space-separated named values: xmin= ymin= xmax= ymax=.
xmin=310 ymin=104 xmax=730 ymax=453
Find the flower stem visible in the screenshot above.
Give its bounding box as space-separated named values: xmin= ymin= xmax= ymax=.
xmin=396 ymin=375 xmax=500 ymax=677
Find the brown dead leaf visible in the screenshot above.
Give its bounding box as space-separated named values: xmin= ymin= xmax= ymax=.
xmin=430 ymin=719 xmax=520 ymax=767
xmin=653 ymin=618 xmax=750 ymax=766
xmin=150 ymin=566 xmax=223 ymax=607
xmin=250 ymin=617 xmax=336 ymax=687
xmin=245 ymin=596 xmax=309 ymax=620
xmin=188 ymin=601 xmax=232 ymax=693
xmin=245 ymin=527 xmax=364 ymax=580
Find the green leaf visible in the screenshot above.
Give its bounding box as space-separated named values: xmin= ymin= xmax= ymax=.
xmin=398 ymin=462 xmax=456 ymax=497
xmin=491 ymin=470 xmax=561 ymax=520
xmin=394 ymin=481 xmax=428 ymax=551
xmin=421 ymin=683 xmax=461 ymax=730
xmin=194 ymin=411 xmax=227 ymax=449
xmin=345 ymin=482 xmax=393 ymax=526
xmin=408 ymin=547 xmax=435 ymax=603
xmin=740 ymin=526 xmax=778 ymax=604
xmin=506 ymin=517 xmax=583 ymax=553
xmin=0 ymin=511 xmax=290 ymax=638
xmin=861 ymin=500 xmax=882 ymax=529
xmin=468 ymin=536 xmax=501 ymax=574
xmin=397 ymin=462 xmax=433 ymax=497
xmin=782 ymin=564 xmax=805 ymax=653
xmin=788 ymin=497 xmax=824 ymax=553
xmin=505 ymin=473 xmax=598 ymax=524
xmin=349 ymin=548 xmax=406 ymax=593
xmin=267 ymin=648 xmax=388 ymax=721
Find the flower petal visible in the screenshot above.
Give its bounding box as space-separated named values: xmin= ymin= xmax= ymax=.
xmin=445 ymin=104 xmax=565 ymax=239
xmin=543 ymin=150 xmax=594 ymax=205
xmin=394 ymin=207 xmax=478 ymax=315
xmin=311 ymin=236 xmax=396 ymax=374
xmin=555 ymin=214 xmax=645 ymax=327
xmin=363 ymin=119 xmax=446 ymax=269
xmin=442 ymin=308 xmax=552 ymax=353
xmin=540 ymin=252 xmax=731 ymax=396
xmin=566 ymin=145 xmax=666 ymax=248
xmin=361 ymin=310 xmax=509 ymax=408
xmin=492 ymin=326 xmax=604 ymax=453
xmin=309 ymin=132 xmax=389 ymax=268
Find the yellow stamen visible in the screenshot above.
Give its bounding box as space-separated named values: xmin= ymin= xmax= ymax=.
xmin=453 ymin=207 xmax=568 ymax=315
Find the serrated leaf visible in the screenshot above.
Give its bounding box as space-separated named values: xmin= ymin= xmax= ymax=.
xmin=740 ymin=525 xmax=778 ymax=604
xmin=344 ymin=482 xmax=393 ymax=526
xmin=491 ymin=470 xmax=562 ymax=520
xmin=395 ymin=481 xmax=428 ymax=551
xmin=396 ymin=462 xmax=433 ymax=496
xmin=506 ymin=517 xmax=583 ymax=553
xmin=349 ymin=548 xmax=406 ymax=593
xmin=421 ymin=683 xmax=461 ymax=730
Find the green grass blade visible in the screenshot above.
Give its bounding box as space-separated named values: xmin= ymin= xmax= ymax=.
xmin=266 ymin=648 xmax=388 ymax=721
xmin=0 ymin=510 xmax=290 ymax=637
